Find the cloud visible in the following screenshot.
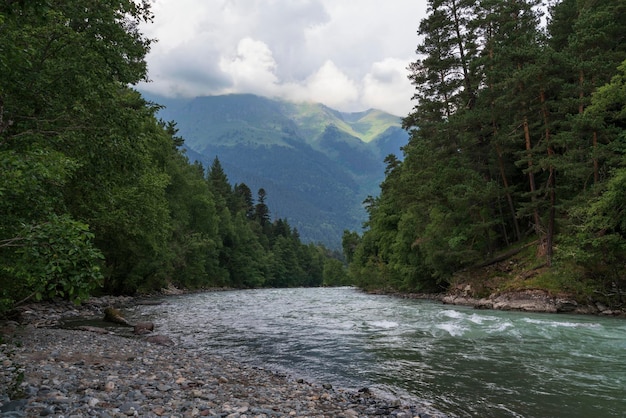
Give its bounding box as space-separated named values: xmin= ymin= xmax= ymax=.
xmin=301 ymin=61 xmax=359 ymax=109
xmin=218 ymin=43 xmax=359 ymax=112
xmin=362 ymin=58 xmax=414 ymax=117
xmin=220 ymin=38 xmax=279 ymax=95
xmin=138 ymin=0 xmax=428 ymax=116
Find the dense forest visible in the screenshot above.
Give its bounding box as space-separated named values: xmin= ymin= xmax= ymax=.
xmin=2 ymin=0 xmax=625 ymax=315
xmin=344 ymin=0 xmax=626 ymax=304
xmin=145 ymin=93 xmax=409 ymax=249
xmin=0 ymin=0 xmax=348 ymax=314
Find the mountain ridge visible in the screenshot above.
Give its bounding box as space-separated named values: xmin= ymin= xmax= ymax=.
xmin=143 ymin=92 xmax=408 ymax=248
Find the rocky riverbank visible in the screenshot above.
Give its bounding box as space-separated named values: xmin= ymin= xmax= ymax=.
xmin=1 ymin=298 xmax=447 ymax=418
xmin=384 ymin=287 xmax=625 ymax=317
xmin=441 ymin=289 xmax=624 ymax=315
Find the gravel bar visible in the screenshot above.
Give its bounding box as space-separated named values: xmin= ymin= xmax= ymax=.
xmin=1 ymin=299 xmax=448 ymax=418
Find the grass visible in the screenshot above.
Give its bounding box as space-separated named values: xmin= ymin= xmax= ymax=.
xmin=450 ymin=240 xmax=599 ymax=303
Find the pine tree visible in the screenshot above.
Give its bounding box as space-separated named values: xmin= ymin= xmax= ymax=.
xmin=233 ymin=183 xmax=255 ymax=219
xmin=254 ymin=188 xmax=271 ymax=228
xmin=207 ymin=157 xmax=232 ymax=204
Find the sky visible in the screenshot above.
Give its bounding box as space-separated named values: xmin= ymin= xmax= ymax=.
xmin=137 ymin=0 xmax=429 ymax=117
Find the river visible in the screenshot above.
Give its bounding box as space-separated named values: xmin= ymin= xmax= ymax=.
xmin=130 ymin=287 xmax=626 ymax=417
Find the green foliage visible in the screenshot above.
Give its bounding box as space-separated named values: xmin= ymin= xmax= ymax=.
xmin=322 ymin=258 xmax=350 ymax=287
xmin=145 ymin=93 xmax=409 ymax=248
xmin=556 ymin=59 xmax=626 ymax=293
xmin=341 ymin=230 xmax=361 ymax=264
xmin=0 ymin=0 xmax=339 ymax=315
xmin=0 ymin=147 xmax=77 ymax=225
xmin=346 ymin=0 xmax=626 ymax=297
xmin=559 ymin=166 xmax=626 ymax=287
xmin=521 ymin=268 xmax=595 ymax=301
xmin=1 ymin=215 xmax=103 ymax=308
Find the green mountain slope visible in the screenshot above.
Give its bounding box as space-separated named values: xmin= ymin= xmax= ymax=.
xmin=143 ymin=93 xmax=408 ymax=248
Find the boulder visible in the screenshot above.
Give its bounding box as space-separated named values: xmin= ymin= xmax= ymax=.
xmin=161 ymin=284 xmax=184 ymax=295
xmin=443 ymin=289 xmax=580 ymax=313
xmin=441 ymin=295 xmax=477 ymax=306
xmin=133 ymin=322 xmax=155 ymax=335
xmin=489 ymin=290 xmax=558 ymax=312
xmin=555 ymin=298 xmax=578 ymax=313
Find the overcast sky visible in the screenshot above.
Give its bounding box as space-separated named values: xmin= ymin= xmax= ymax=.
xmin=137 ymin=0 xmax=429 ymax=116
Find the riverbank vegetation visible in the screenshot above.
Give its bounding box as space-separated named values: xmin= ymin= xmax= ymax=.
xmin=0 ymin=1 xmax=346 ymax=315
xmin=344 ymin=0 xmax=626 ymax=308
xmin=2 ymin=0 xmax=625 ymax=316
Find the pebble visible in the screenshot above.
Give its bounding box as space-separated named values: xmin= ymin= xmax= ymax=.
xmin=1 ymin=298 xmax=450 ymax=418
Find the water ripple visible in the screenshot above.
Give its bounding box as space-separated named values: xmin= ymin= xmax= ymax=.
xmin=133 ymin=287 xmax=626 ymax=418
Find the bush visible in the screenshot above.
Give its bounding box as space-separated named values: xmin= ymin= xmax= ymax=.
xmin=0 ymin=214 xmax=104 ymax=315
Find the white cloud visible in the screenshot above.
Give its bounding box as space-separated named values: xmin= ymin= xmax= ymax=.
xmin=302 ymin=61 xmax=359 ymax=110
xmin=138 ymin=0 xmax=428 ymax=116
xmin=219 ymin=38 xmax=280 ymax=95
xmin=362 ymin=58 xmax=414 ymax=116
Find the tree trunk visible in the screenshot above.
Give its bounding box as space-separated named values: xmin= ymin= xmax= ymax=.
xmin=495 ymin=141 xmax=521 ymax=242
xmin=450 ymin=0 xmax=475 ymax=109
xmin=546 ymin=169 xmax=555 ymax=266
xmin=488 ymin=42 xmax=520 ymax=242
xmin=579 ymin=69 xmax=599 ymax=184
xmin=540 ymin=88 xmax=555 ymax=266
xmin=523 ymin=115 xmax=542 ymax=238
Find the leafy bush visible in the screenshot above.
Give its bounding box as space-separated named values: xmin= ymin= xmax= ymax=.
xmin=1 ymin=215 xmax=103 ymax=314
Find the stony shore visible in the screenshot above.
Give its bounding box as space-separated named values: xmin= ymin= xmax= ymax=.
xmin=1 ymin=298 xmax=447 ymax=418
xmin=378 ymin=288 xmax=626 ymax=317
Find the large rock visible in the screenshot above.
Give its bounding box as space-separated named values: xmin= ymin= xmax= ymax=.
xmin=133 ymin=322 xmax=154 ymax=335
xmin=443 ymin=290 xmax=581 ymax=313
xmin=441 ymin=295 xmax=481 ymax=307
xmin=488 ymin=290 xmax=558 ymax=312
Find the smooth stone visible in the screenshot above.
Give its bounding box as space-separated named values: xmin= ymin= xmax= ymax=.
xmin=119 ymin=402 xmax=141 ymax=413
xmin=0 ymin=399 xmax=28 ymax=413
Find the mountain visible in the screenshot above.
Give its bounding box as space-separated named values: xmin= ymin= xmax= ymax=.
xmin=143 ymin=93 xmax=408 ymax=248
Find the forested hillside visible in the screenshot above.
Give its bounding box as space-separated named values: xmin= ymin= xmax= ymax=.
xmin=142 ymin=93 xmax=408 ymax=248
xmin=345 ymin=0 xmax=626 ymax=305
xmin=0 ymin=1 xmax=347 ymax=315
xmin=3 ymin=0 xmax=625 ymax=315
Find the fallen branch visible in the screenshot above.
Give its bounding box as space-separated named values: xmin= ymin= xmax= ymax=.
xmin=476 ymin=240 xmax=539 ymax=268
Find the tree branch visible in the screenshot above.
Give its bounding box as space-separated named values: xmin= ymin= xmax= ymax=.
xmin=0 ymin=236 xmax=26 ymax=248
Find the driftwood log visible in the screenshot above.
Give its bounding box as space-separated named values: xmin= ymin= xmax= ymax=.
xmin=103 ymin=307 xmax=133 ymax=327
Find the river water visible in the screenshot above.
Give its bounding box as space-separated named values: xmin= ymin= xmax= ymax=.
xmin=132 ymin=287 xmax=626 ymax=417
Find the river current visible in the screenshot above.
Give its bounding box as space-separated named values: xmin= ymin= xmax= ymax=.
xmin=131 ymin=287 xmax=626 ymax=417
